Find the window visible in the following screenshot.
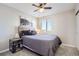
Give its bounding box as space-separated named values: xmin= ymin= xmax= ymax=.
xmin=31 ymin=19 xmax=36 ymax=29
xmin=41 ymin=19 xmax=52 ymax=32
xmin=47 ymin=20 xmax=52 ymax=31
xmin=41 ymin=19 xmax=46 ymax=31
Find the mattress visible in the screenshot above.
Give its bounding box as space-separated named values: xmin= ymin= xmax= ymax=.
xmin=22 ymin=34 xmax=62 ymax=56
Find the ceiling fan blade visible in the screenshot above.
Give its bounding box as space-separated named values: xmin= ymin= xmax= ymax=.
xmin=76 ymin=10 xmax=79 ymax=15
xmin=32 ymin=4 xmax=39 ymax=8
xmin=43 ymin=3 xmax=47 ymax=5
xmin=39 ymin=3 xmax=43 ymax=7
xmin=34 ymin=9 xmax=39 ymax=12
xmin=44 ymin=7 xmax=52 ymax=9
xmin=39 ymin=3 xmax=47 ymax=8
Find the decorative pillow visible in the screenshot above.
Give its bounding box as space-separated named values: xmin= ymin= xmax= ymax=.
xmin=20 ymin=30 xmax=37 ymax=36
xmin=30 ymin=30 xmax=37 ymax=35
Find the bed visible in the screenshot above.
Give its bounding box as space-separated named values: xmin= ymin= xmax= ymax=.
xmin=22 ymin=34 xmax=62 ymax=56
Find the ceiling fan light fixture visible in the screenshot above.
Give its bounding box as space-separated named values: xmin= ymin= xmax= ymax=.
xmin=39 ymin=8 xmax=44 ymax=12
xmin=32 ymin=3 xmax=52 ymax=12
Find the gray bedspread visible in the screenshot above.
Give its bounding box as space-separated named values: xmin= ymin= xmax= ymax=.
xmin=22 ymin=34 xmax=62 ymax=56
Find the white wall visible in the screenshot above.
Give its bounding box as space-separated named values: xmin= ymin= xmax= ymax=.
xmin=76 ymin=4 xmax=79 ymax=50
xmin=0 ymin=4 xmax=21 ymax=52
xmin=39 ymin=10 xmax=76 ymax=47
xmin=0 ymin=4 xmax=36 ymax=52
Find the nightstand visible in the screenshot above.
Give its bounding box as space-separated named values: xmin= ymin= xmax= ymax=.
xmin=9 ymin=38 xmax=23 ymax=53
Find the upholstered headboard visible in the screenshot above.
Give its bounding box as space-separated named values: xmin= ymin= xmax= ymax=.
xmin=19 ymin=30 xmax=37 ymax=38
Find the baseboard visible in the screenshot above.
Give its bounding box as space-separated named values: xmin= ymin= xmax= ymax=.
xmin=62 ymin=43 xmax=76 ymax=48
xmin=0 ymin=49 xmax=9 ymax=53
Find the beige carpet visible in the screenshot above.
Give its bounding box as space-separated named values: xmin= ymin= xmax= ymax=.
xmin=55 ymin=45 xmax=79 ymax=56
xmin=0 ymin=45 xmax=79 ymax=56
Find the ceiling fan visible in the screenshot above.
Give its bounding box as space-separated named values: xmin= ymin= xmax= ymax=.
xmin=76 ymin=10 xmax=79 ymax=16
xmin=32 ymin=3 xmax=52 ymax=12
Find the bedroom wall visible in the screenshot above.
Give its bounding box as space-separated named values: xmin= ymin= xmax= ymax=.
xmin=37 ymin=10 xmax=76 ymax=47
xmin=0 ymin=4 xmax=34 ymax=53
xmin=0 ymin=4 xmax=20 ymax=52
xmin=76 ymin=4 xmax=79 ymax=50
xmin=0 ymin=4 xmax=35 ymax=52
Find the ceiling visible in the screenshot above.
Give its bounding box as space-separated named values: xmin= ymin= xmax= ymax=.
xmin=4 ymin=3 xmax=75 ymax=17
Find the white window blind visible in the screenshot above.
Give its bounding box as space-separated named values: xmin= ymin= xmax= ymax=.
xmin=41 ymin=19 xmax=52 ymax=32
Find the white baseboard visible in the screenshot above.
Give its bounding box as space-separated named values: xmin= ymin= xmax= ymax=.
xmin=0 ymin=49 xmax=9 ymax=53
xmin=62 ymin=43 xmax=76 ymax=48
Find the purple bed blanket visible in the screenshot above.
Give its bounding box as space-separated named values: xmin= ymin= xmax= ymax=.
xmin=22 ymin=34 xmax=62 ymax=56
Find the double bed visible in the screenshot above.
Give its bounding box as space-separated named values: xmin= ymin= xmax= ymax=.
xmin=22 ymin=34 xmax=62 ymax=56
xmin=19 ymin=19 xmax=62 ymax=56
